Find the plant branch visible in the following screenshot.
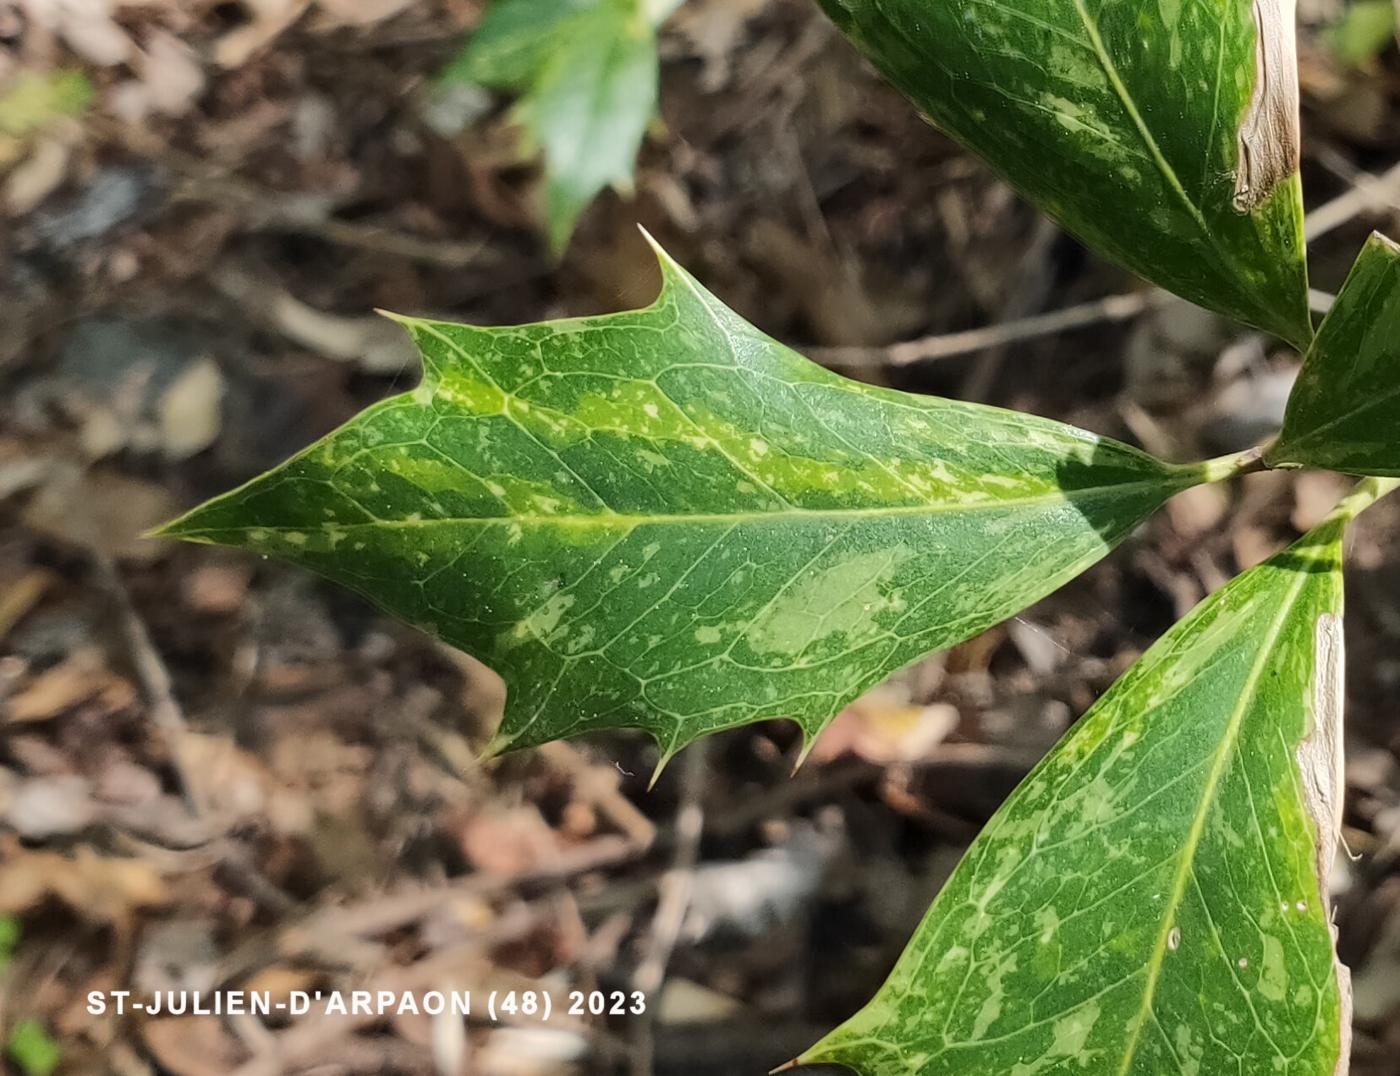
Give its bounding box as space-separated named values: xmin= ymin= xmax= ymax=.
xmin=1329 ymin=475 xmax=1400 ymax=524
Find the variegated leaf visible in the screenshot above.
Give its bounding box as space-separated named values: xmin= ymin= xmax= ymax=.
xmin=817 ymin=0 xmax=1313 ymax=348
xmin=1270 ymin=231 xmax=1400 ymax=475
xmin=159 ymin=241 xmax=1226 ymax=763
xmin=798 ymin=480 xmax=1400 ymax=1076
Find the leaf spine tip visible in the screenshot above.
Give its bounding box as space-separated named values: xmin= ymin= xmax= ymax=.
xmin=790 ymin=732 xmax=817 ymax=776
xmin=647 ymin=748 xmax=676 ymax=791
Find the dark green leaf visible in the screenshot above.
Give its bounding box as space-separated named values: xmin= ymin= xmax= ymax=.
xmin=798 ymin=480 xmax=1400 ymax=1075
xmin=1269 ymin=231 xmax=1400 ymax=475
xmin=817 ymin=0 xmax=1313 ymax=348
xmin=158 ymin=241 xmax=1219 ymax=763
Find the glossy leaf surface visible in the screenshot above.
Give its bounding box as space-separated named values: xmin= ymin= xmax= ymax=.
xmin=1270 ymin=231 xmax=1400 ymax=475
xmin=442 ymin=0 xmax=659 ymax=251
xmin=801 ymin=498 xmax=1365 ymax=1075
xmin=159 ymin=243 xmax=1203 ymax=760
xmin=817 ymin=0 xmax=1313 ymax=347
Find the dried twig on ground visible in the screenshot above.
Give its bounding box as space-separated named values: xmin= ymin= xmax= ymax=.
xmin=628 ymin=742 xmax=708 ymax=1076
xmin=813 ymin=154 xmax=1400 ymax=369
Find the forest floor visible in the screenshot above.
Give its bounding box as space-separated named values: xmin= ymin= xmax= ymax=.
xmin=3 ymin=1 xmax=1400 ymax=1073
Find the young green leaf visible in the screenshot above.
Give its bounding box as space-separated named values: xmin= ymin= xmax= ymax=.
xmin=797 ymin=481 xmax=1398 ymax=1076
xmin=0 ymin=69 xmax=93 ymax=168
xmin=1269 ymin=231 xmax=1400 ymax=475
xmin=439 ymin=0 xmax=595 ymax=89
xmin=816 ymin=0 xmax=1313 ymax=348
xmin=158 ymin=241 xmax=1215 ymax=763
xmin=5 ymin=1020 xmax=59 ymax=1076
xmin=441 ymin=0 xmax=661 ymax=252
xmin=1327 ymin=0 xmax=1397 ymax=68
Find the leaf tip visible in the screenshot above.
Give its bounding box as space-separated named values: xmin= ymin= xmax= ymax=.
xmin=646 ymin=747 xmax=676 ymax=791
xmin=144 ymin=510 xmax=208 ymax=544
xmin=636 ymin=224 xmax=686 ymax=288
xmin=1366 ymin=229 xmax=1400 ymax=257
xmin=790 ymin=731 xmax=818 ymax=776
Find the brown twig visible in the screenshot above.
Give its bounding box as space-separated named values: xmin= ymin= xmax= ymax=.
xmin=628 ymin=742 xmax=708 ymax=1076
xmin=538 ymin=740 xmax=657 ymax=848
xmin=810 ymin=154 xmax=1400 ymax=369
xmin=810 ymin=289 xmax=1161 ymax=368
xmin=89 ymin=551 xmax=204 ymax=817
xmin=88 ymin=116 xmax=496 ymax=270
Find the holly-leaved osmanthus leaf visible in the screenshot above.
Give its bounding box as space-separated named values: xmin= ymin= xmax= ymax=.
xmin=157 ymin=239 xmax=1228 ymax=764
xmin=799 ymin=478 xmax=1400 ymax=1076
xmin=1269 ymin=231 xmax=1400 ymax=475
xmin=440 ymin=0 xmax=668 ymax=252
xmin=816 ymin=0 xmax=1312 ymax=348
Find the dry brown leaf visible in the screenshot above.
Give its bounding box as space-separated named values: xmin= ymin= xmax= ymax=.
xmin=6 ymin=647 xmax=135 ymax=724
xmin=181 ymin=731 xmax=312 ymax=835
xmin=459 ymin=805 xmax=564 ymax=877
xmin=20 ymin=0 xmax=133 ymax=66
xmin=110 ymin=29 xmax=206 ymax=123
xmin=0 ymin=568 xmax=55 ymax=643
xmin=141 ymin=1016 xmax=247 ymax=1076
xmin=313 ymin=0 xmax=416 ymax=26
xmin=213 ymin=0 xmax=312 ymax=68
xmin=807 ymin=683 xmax=958 ymax=765
xmin=0 ymin=844 xmax=167 ymax=926
xmin=21 ymin=466 xmax=180 ymax=563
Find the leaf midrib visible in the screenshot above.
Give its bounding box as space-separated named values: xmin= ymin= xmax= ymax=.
xmin=167 ymin=474 xmax=1188 ymax=538
xmin=1113 ymin=565 xmax=1312 ymax=1074
xmin=1065 ymin=0 xmax=1300 ymax=335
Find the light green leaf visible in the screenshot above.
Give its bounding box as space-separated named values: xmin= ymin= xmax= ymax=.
xmin=0 ymin=916 xmax=18 ymax=968
xmin=816 ymin=0 xmax=1313 ymax=348
xmin=158 ymin=241 xmax=1220 ymax=763
xmin=798 ymin=481 xmax=1399 ymax=1076
xmin=0 ymin=69 xmax=92 ymax=169
xmin=442 ymin=0 xmax=662 ymax=252
xmin=1328 ymin=0 xmax=1397 ymax=68
xmin=1268 ymin=231 xmax=1400 ymax=475
xmin=438 ymin=0 xmax=594 ymax=90
xmin=522 ymin=0 xmax=658 ymax=252
xmin=0 ymin=69 xmax=92 ymax=140
xmin=6 ymin=1020 xmax=59 ymax=1076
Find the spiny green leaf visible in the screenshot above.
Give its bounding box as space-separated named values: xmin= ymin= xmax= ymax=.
xmin=442 ymin=0 xmax=662 ymax=252
xmin=816 ymin=0 xmax=1312 ymax=348
xmin=1268 ymin=231 xmax=1400 ymax=475
xmin=158 ymin=241 xmax=1213 ymax=764
xmin=798 ymin=481 xmax=1396 ymax=1076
